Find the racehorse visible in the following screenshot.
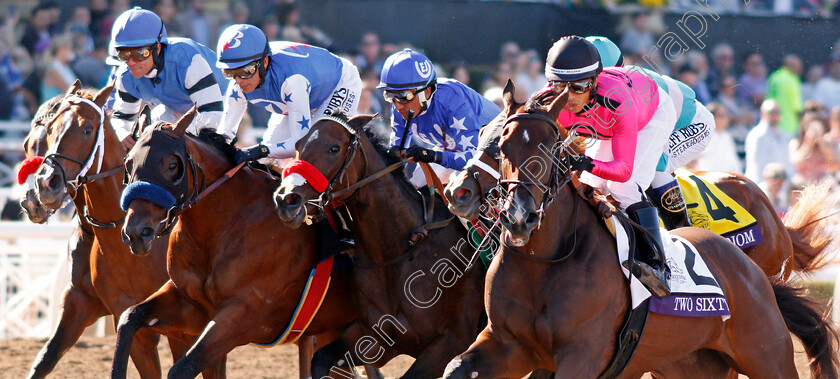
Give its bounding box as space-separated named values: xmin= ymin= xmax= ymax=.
xmin=32 ymin=82 xmax=224 ymax=378
xmin=273 ymin=112 xmax=492 ymax=378
xmin=442 ymin=84 xmax=838 ymax=378
xmin=115 ymin=109 xmax=371 ymax=378
xmin=443 ymin=83 xmax=832 ymax=282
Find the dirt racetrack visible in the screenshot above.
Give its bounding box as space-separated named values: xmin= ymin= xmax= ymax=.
xmin=0 ymin=334 xmax=817 ymax=378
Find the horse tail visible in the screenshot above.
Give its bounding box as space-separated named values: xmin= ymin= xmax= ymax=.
xmin=783 ymin=183 xmax=835 ymax=273
xmin=772 ymin=282 xmax=839 ymax=379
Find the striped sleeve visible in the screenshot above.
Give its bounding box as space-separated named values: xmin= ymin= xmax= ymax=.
xmin=110 ymin=71 xmax=142 ymax=141
xmin=184 ymin=54 xmax=224 ymax=131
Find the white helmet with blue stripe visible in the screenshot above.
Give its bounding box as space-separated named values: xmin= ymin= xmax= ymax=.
xmin=111 ymin=7 xmax=168 ymax=48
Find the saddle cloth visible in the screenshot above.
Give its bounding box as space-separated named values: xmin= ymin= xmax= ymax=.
xmin=674 ymin=168 xmax=763 ymax=250
xmin=608 ymin=216 xmax=731 ymax=320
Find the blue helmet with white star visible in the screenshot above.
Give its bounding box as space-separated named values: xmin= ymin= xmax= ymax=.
xmin=586 ymin=36 xmax=624 ymax=67
xmin=111 ymin=7 xmax=168 ymax=48
xmin=377 ymin=48 xmax=437 ymax=91
xmin=216 ymin=24 xmax=270 ymax=69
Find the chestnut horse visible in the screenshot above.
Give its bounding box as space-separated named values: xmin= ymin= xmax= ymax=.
xmin=442 ymin=86 xmax=838 ymax=378
xmin=274 ymin=112 xmax=493 ymax=378
xmin=443 ymin=84 xmax=832 ymax=282
xmin=115 ymin=110 xmax=372 ymax=378
xmin=32 ymin=82 xmax=224 ymax=378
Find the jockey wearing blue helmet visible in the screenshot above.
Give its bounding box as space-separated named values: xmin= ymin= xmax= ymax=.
xmin=215 ymin=24 xmax=363 ymax=164
xmin=380 ymin=49 xmax=499 ymax=172
xmin=586 ymin=36 xmax=716 ymax=230
xmin=110 ymin=7 xmax=227 ymax=149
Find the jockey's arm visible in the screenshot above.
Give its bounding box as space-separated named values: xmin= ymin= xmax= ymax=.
xmin=437 ymin=103 xmax=481 ymax=170
xmin=590 ymin=109 xmax=638 ymax=183
xmin=184 ymin=54 xmax=224 ymax=131
xmin=262 ymin=74 xmax=313 ymax=159
xmin=110 ymin=71 xmax=142 ymax=143
xmin=389 ymin=109 xmax=411 ymax=149
xmin=218 ymin=82 xmax=246 ymax=143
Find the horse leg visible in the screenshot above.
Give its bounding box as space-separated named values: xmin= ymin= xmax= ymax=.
xmin=443 ymin=326 xmax=540 ymax=379
xmin=298 ymin=336 xmax=314 ymax=378
xmin=125 ymin=328 xmax=162 ymax=379
xmin=402 ymin=333 xmax=482 ymax=378
xmin=312 ymin=322 xmax=395 ymax=379
xmin=111 ymin=281 xmax=211 ymax=379
xmin=167 ymin=304 xmax=254 ymax=379
xmin=27 ymin=285 xmax=108 ymax=379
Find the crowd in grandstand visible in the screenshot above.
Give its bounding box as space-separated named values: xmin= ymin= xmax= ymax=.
xmin=1 ymin=0 xmax=839 ymax=220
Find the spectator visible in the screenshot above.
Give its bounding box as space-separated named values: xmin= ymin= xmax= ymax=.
xmin=620 ymin=12 xmax=655 ymax=59
xmin=812 ymin=55 xmax=840 ymax=110
xmin=801 ymin=64 xmax=825 ymax=103
xmin=715 ymin=75 xmax=753 ymax=128
xmin=261 ymin=16 xmax=281 ymax=42
xmin=222 ymin=2 xmax=250 ymax=36
xmin=481 ymin=61 xmax=513 ymax=94
xmin=153 ymin=0 xmax=179 ymax=30
xmin=88 ymin=0 xmax=111 ymax=39
xmin=789 ymin=114 xmax=834 ymax=185
xmin=707 ymin=43 xmax=735 ymax=98
xmin=483 ymin=86 xmax=504 ymax=111
xmin=758 ymin=162 xmax=790 ymax=216
xmin=448 ymin=62 xmax=471 ymax=88
xmin=513 ymin=50 xmax=547 ymax=103
xmin=686 ymin=51 xmax=712 ymax=104
xmin=276 ymin=1 xmax=332 ymax=48
xmin=355 ymin=32 xmax=385 ymax=76
xmin=744 ymin=99 xmax=795 ymax=183
xmin=676 ymin=64 xmax=702 ymax=100
xmin=499 ymin=41 xmax=520 ymax=68
xmin=20 ymin=5 xmax=53 ymax=57
xmin=73 ymin=37 xmax=111 ymax=88
xmin=736 ymin=52 xmax=768 ymax=110
xmin=173 ymin=0 xmax=221 ymax=48
xmin=694 ymin=103 xmax=742 ymax=174
xmin=40 ymin=34 xmax=77 ymax=103
xmin=67 ymin=6 xmax=94 ymax=56
xmin=766 ymin=54 xmax=803 ymax=136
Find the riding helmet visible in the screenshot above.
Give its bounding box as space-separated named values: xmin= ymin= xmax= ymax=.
xmin=216 ymin=24 xmax=271 ymax=70
xmin=377 ymin=48 xmax=437 ymax=91
xmin=585 ymin=36 xmax=624 ymax=68
xmin=545 ymin=36 xmax=602 ymax=82
xmin=111 ymin=7 xmax=168 ymax=48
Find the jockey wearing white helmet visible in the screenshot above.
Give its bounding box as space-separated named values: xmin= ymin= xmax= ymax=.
xmin=215 ymin=24 xmax=363 ymax=164
xmin=586 ymin=36 xmax=716 ymax=230
xmin=109 ymin=7 xmax=227 ymax=149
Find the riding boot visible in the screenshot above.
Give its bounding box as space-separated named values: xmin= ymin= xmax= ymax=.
xmin=645 ymin=179 xmax=690 ymax=230
xmin=623 ymin=201 xmax=671 ymax=298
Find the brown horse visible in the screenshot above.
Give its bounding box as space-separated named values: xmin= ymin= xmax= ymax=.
xmin=443 ymin=95 xmax=832 ymax=282
xmin=32 ymin=82 xmax=223 ymax=378
xmin=115 ymin=109 xmax=371 ymax=378
xmin=273 ymin=112 xmax=494 ymax=378
xmin=442 ymin=85 xmax=838 ymax=378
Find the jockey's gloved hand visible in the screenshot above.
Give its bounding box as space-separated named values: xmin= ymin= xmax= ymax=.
xmin=564 ymin=153 xmax=594 ymax=172
xmin=386 ymin=146 xmax=406 ymax=162
xmin=405 ymin=146 xmax=441 ymax=164
xmin=234 ymin=144 xmax=270 ymax=164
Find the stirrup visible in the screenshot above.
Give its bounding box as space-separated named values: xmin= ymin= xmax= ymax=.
xmin=622 ymin=260 xmax=671 ymax=298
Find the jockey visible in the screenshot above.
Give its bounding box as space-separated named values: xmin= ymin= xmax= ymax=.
xmin=546 ymin=36 xmax=675 ymax=298
xmin=586 ymin=36 xmax=716 ymax=230
xmin=380 ymin=49 xmax=499 ymax=180
xmin=215 ymin=24 xmax=363 ymax=164
xmin=109 ymin=7 xmax=227 ymax=149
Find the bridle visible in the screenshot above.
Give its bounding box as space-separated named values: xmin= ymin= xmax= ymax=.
xmin=42 ymin=96 xmax=123 ymax=196
xmin=499 ymin=112 xmax=577 ymax=227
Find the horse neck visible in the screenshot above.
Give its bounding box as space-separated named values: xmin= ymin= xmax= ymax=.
xmin=346 ymin=135 xmax=425 ymax=262
xmin=81 ymin=119 xmax=129 ymax=225
xmin=519 ymin=185 xmax=602 ymax=260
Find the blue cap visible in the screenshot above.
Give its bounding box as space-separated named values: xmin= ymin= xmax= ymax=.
xmin=111 ymin=7 xmax=167 ymax=48
xmin=586 ymin=36 xmax=624 ymax=67
xmin=216 ymin=24 xmax=269 ymax=69
xmin=377 ymin=48 xmax=437 ymax=91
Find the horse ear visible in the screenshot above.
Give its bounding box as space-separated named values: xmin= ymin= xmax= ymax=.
xmin=349 ymin=113 xmax=376 ymax=132
xmin=170 ymin=105 xmax=197 ymax=136
xmin=93 ymin=81 xmax=115 ymax=107
xmin=65 ymin=80 xmax=82 ymax=98
xmin=502 ymin=79 xmax=520 ymax=116
xmin=544 ymin=90 xmax=568 ymax=120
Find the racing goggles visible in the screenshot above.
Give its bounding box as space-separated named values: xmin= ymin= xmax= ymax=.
xmin=549 ymin=79 xmax=594 ymax=94
xmin=383 ymin=89 xmax=416 ymax=104
xmin=116 ymin=46 xmax=153 ymax=62
xmin=223 ymin=61 xmax=260 ymax=80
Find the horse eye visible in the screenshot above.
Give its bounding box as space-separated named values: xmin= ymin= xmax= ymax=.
xmin=329 ymin=145 xmax=340 ymax=154
xmin=84 ymin=126 xmax=94 ymax=135
xmin=168 ymin=162 xmax=177 ymax=170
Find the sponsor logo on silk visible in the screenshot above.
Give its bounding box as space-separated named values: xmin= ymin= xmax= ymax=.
xmin=662 ymin=186 xmax=686 ymax=212
xmin=415 ymin=60 xmax=432 ymax=79
xmin=223 ymin=31 xmax=244 ymax=51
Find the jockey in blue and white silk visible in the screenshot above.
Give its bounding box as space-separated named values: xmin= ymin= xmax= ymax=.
xmin=216 ymin=24 xmax=362 ymax=163
xmin=380 ymin=49 xmax=500 ymax=170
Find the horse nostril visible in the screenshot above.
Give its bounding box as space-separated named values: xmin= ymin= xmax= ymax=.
xmin=499 ymin=211 xmax=512 ymax=228
xmin=454 ymin=188 xmax=472 ymax=203
xmin=284 ymin=193 xmax=301 ymax=207
xmin=526 ymin=212 xmax=539 ymax=226
xmin=140 ymin=227 xmax=155 ymax=239
xmin=46 ymin=175 xmax=61 ymax=190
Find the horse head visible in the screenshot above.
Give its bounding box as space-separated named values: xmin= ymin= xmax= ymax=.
xmin=497 ymin=80 xmax=570 ymax=246
xmin=35 ymin=80 xmax=114 ymax=209
xmin=121 ymin=108 xmax=197 ymax=255
xmin=274 ymin=112 xmax=376 ymax=229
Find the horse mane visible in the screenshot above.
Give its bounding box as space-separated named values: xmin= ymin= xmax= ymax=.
xmin=35 ymin=88 xmax=98 ymax=122
xmin=523 ymin=89 xmax=557 ymax=114
xmin=195 ymin=128 xmax=237 ymax=164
